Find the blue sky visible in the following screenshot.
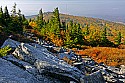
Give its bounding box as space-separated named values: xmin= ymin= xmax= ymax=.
xmin=0 ymin=0 xmax=125 ymax=18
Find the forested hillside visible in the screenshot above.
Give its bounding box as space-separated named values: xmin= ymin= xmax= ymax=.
xmin=27 ymin=8 xmax=125 ymax=48
xmin=1 ymin=3 xmax=125 ymax=48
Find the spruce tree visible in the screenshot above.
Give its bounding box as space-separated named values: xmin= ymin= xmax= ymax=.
xmin=84 ymin=25 xmax=89 ymax=36
xmin=11 ymin=3 xmax=17 ymax=17
xmin=4 ymin=6 xmax=10 ymax=27
xmin=0 ymin=6 xmax=3 ymax=17
xmin=115 ymin=32 xmax=122 ymax=45
xmin=39 ymin=8 xmax=43 ymax=21
xmin=76 ymin=23 xmax=83 ymax=44
xmin=101 ymin=27 xmax=107 ymax=45
xmin=53 ymin=7 xmax=61 ymax=37
xmin=4 ymin=6 xmax=10 ymax=19
xmin=36 ymin=8 xmax=44 ymax=31
xmin=53 ymin=7 xmax=60 ymax=27
xmin=0 ymin=6 xmax=4 ymax=26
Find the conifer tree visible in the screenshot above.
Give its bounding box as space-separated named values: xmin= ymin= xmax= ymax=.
xmin=39 ymin=8 xmax=43 ymax=21
xmin=36 ymin=8 xmax=44 ymax=31
xmin=11 ymin=3 xmax=16 ymax=17
xmin=115 ymin=32 xmax=122 ymax=45
xmin=0 ymin=6 xmax=3 ymax=18
xmin=3 ymin=6 xmax=10 ymax=27
xmin=100 ymin=27 xmax=108 ymax=45
xmin=53 ymin=7 xmax=60 ymax=27
xmin=76 ymin=23 xmax=83 ymax=44
xmin=0 ymin=6 xmax=4 ymax=26
xmin=4 ymin=6 xmax=10 ymax=19
xmin=84 ymin=25 xmax=89 ymax=36
xmin=52 ymin=7 xmax=61 ymax=37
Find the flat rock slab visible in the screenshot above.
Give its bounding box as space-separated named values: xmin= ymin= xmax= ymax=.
xmin=0 ymin=58 xmax=39 ymax=83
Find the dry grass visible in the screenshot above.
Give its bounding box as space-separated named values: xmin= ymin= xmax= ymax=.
xmin=74 ymin=47 xmax=125 ymax=67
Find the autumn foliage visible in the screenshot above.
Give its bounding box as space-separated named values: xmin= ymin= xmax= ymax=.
xmin=74 ymin=47 xmax=125 ymax=67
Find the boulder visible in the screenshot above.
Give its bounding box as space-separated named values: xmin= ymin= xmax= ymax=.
xmin=12 ymin=43 xmax=84 ymax=82
xmin=2 ymin=55 xmax=66 ymax=83
xmin=1 ymin=38 xmax=20 ymax=48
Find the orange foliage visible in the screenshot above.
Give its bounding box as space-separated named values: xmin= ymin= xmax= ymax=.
xmin=29 ymin=21 xmax=37 ymax=28
xmin=63 ymin=56 xmax=73 ymax=65
xmin=74 ymin=47 xmax=125 ymax=67
xmin=31 ymin=29 xmax=41 ymax=36
xmin=60 ymin=30 xmax=65 ymax=39
xmin=48 ymin=33 xmax=64 ymax=47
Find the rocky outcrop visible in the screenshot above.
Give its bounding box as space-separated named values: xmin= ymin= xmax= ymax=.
xmin=12 ymin=43 xmax=84 ymax=82
xmin=0 ymin=58 xmax=39 ymax=83
xmin=82 ymin=71 xmax=105 ymax=83
xmin=1 ymin=38 xmax=20 ymax=49
xmin=0 ymin=38 xmax=107 ymax=83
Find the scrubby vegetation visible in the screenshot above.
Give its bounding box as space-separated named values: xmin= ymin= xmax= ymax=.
xmin=0 ymin=46 xmax=11 ymax=57
xmin=74 ymin=47 xmax=125 ymax=67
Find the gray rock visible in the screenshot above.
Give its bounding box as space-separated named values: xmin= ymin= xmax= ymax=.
xmin=12 ymin=43 xmax=84 ymax=82
xmin=82 ymin=70 xmax=105 ymax=83
xmin=120 ymin=65 xmax=125 ymax=75
xmin=1 ymin=38 xmax=20 ymax=48
xmin=0 ymin=58 xmax=39 ymax=83
xmin=2 ymin=55 xmax=38 ymax=75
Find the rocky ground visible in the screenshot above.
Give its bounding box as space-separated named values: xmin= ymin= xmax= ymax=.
xmin=0 ymin=38 xmax=125 ymax=83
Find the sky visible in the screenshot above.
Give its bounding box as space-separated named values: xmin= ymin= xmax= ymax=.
xmin=0 ymin=0 xmax=125 ymax=21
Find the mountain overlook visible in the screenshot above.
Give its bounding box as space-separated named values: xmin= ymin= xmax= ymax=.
xmin=1 ymin=3 xmax=125 ymax=83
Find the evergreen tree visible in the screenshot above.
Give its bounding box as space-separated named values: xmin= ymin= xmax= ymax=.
xmin=61 ymin=21 xmax=66 ymax=30
xmin=84 ymin=25 xmax=89 ymax=36
xmin=53 ymin=7 xmax=60 ymax=27
xmin=0 ymin=6 xmax=4 ymax=26
xmin=64 ymin=32 xmax=73 ymax=48
xmin=11 ymin=3 xmax=16 ymax=17
xmin=8 ymin=4 xmax=23 ymax=34
xmin=22 ymin=14 xmax=26 ymax=21
xmin=100 ymin=27 xmax=108 ymax=45
xmin=17 ymin=9 xmax=23 ymax=22
xmin=52 ymin=7 xmax=61 ymax=37
xmin=4 ymin=6 xmax=10 ymax=27
xmin=76 ymin=23 xmax=83 ymax=44
xmin=18 ymin=9 xmax=21 ymax=16
xmin=39 ymin=8 xmax=43 ymax=21
xmin=4 ymin=6 xmax=10 ymax=19
xmin=0 ymin=6 xmax=3 ymax=17
xmin=29 ymin=18 xmax=32 ymax=23
xmin=115 ymin=32 xmax=122 ymax=45
xmin=36 ymin=8 xmax=44 ymax=31
xmin=71 ymin=23 xmax=77 ymax=39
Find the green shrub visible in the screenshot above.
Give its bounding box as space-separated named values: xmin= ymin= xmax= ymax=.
xmin=0 ymin=46 xmax=11 ymax=57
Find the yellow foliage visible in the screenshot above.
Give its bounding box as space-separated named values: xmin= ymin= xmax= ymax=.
xmin=29 ymin=21 xmax=37 ymax=28
xmin=0 ymin=46 xmax=11 ymax=57
xmin=48 ymin=33 xmax=64 ymax=47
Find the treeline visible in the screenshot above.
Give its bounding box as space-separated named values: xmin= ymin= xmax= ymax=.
xmin=29 ymin=8 xmax=122 ymax=48
xmin=0 ymin=4 xmax=122 ymax=48
xmin=0 ymin=3 xmax=28 ymax=34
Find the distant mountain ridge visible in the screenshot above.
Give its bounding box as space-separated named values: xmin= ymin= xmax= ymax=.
xmin=26 ymin=12 xmax=125 ymax=39
xmin=26 ymin=12 xmax=125 ymax=24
